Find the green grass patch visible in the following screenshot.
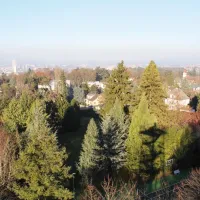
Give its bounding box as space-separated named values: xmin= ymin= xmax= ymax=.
xmin=145 ymin=169 xmax=190 ymax=193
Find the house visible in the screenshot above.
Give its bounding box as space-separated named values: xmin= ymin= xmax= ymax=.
xmin=87 ymin=81 xmax=105 ymax=90
xmin=85 ymin=93 xmax=104 ymax=110
xmin=38 ymin=79 xmax=71 ymax=91
xmin=165 ymin=88 xmax=190 ymax=110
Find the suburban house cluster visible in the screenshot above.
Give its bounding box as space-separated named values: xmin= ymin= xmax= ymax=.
xmin=38 ymin=68 xmax=200 ymax=112
xmin=38 ymin=80 xmax=105 ymax=110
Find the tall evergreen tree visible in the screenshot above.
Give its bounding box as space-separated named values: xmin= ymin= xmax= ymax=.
xmin=77 ymin=119 xmax=100 ymax=182
xmin=64 ymin=99 xmax=81 ymax=131
xmin=12 ymin=100 xmax=73 ymax=200
xmin=126 ymin=94 xmax=156 ymax=177
xmin=55 ymin=94 xmax=70 ymax=122
xmin=73 ymin=86 xmax=85 ymax=104
xmin=100 ymin=100 xmax=129 ymax=175
xmin=2 ymin=92 xmax=35 ymax=133
xmin=103 ymin=61 xmax=133 ymax=114
xmin=59 ymin=70 xmax=68 ymax=98
xmin=138 ymin=61 xmax=167 ymax=126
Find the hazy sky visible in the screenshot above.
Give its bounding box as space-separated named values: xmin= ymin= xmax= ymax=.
xmin=0 ymin=0 xmax=199 ymax=66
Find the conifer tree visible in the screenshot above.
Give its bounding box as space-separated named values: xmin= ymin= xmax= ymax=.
xmin=2 ymin=92 xmax=35 ymax=133
xmin=59 ymin=70 xmax=68 ymax=98
xmin=103 ymin=61 xmax=133 ymax=114
xmin=77 ymin=118 xmax=99 ymax=182
xmin=138 ymin=61 xmax=167 ymax=126
xmin=12 ymin=100 xmax=73 ymax=200
xmin=126 ymin=94 xmax=156 ymax=176
xmin=54 ymin=71 xmax=70 ymax=127
xmin=100 ymin=100 xmax=129 ymax=175
xmin=55 ymin=94 xmax=70 ymax=122
xmin=56 ymin=70 xmax=69 ymax=98
xmin=73 ymin=86 xmax=85 ymax=104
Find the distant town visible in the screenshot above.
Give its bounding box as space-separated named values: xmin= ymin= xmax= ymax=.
xmin=1 ymin=60 xmax=200 ymax=75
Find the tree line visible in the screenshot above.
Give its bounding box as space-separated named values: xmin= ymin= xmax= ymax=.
xmin=0 ymin=61 xmax=199 ymax=199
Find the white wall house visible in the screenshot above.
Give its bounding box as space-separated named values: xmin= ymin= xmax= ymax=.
xmin=165 ymin=88 xmax=190 ymax=110
xmin=38 ymin=79 xmax=71 ymax=91
xmin=85 ymin=93 xmax=104 ymax=110
xmin=87 ymin=81 xmax=105 ymax=89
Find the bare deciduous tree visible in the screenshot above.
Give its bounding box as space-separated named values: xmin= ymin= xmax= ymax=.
xmin=0 ymin=128 xmax=17 ymax=199
xmin=80 ymin=176 xmax=140 ymax=200
xmin=176 ymin=169 xmax=200 ymax=200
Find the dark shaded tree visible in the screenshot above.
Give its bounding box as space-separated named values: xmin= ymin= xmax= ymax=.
xmin=63 ymin=99 xmax=81 ymax=132
xmin=95 ymin=67 xmax=110 ymax=81
xmin=126 ymin=94 xmax=157 ymax=179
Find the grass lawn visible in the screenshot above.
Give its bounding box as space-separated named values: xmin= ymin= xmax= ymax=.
xmin=145 ymin=169 xmax=190 ymax=193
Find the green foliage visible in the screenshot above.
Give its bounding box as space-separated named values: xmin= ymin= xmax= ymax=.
xmin=77 ymin=119 xmax=99 ymax=179
xmin=12 ymin=100 xmax=73 ymax=200
xmin=43 ymin=99 xmax=61 ymax=132
xmin=73 ymin=86 xmax=85 ymax=104
xmin=95 ymin=67 xmax=110 ymax=81
xmin=0 ymin=83 xmax=16 ymax=115
xmin=81 ymin=83 xmax=90 ymax=96
xmin=55 ymin=94 xmax=70 ymax=121
xmin=138 ymin=61 xmax=167 ymax=126
xmin=100 ymin=100 xmax=129 ymax=174
xmin=90 ymin=84 xmax=99 ymax=94
xmin=58 ymin=70 xmax=69 ymax=98
xmin=23 ymin=70 xmax=39 ymax=91
xmin=103 ymin=61 xmax=133 ymax=114
xmin=2 ymin=92 xmax=35 ymax=133
xmin=109 ymin=98 xmax=129 ymax=129
xmin=64 ymin=99 xmax=81 ymax=131
xmin=155 ymin=125 xmax=193 ymax=168
xmin=126 ymin=94 xmax=156 ymax=175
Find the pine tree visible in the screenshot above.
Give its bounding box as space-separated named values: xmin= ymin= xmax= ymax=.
xmin=103 ymin=61 xmax=133 ymax=114
xmin=54 ymin=71 xmax=70 ymax=128
xmin=59 ymin=70 xmax=68 ymax=98
xmin=2 ymin=92 xmax=35 ymax=133
xmin=77 ymin=119 xmax=100 ymax=182
xmin=12 ymin=100 xmax=73 ymax=200
xmin=55 ymin=94 xmax=70 ymax=122
xmin=100 ymin=100 xmax=129 ymax=175
xmin=73 ymin=86 xmax=85 ymax=104
xmin=138 ymin=61 xmax=167 ymax=126
xmin=126 ymin=94 xmax=156 ymax=176
xmin=109 ymin=98 xmax=129 ymax=129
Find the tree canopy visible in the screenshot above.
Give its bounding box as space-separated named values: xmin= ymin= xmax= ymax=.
xmin=138 ymin=61 xmax=167 ymax=126
xmin=103 ymin=61 xmax=133 ymax=114
xmin=12 ymin=100 xmax=73 ymax=200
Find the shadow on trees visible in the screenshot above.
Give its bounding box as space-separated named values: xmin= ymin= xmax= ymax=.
xmin=144 ymin=123 xmax=200 ymax=196
xmin=57 ymin=108 xmax=101 ymax=194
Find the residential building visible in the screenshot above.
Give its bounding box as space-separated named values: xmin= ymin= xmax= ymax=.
xmin=85 ymin=92 xmax=104 ymax=110
xmin=165 ymin=88 xmax=190 ymax=110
